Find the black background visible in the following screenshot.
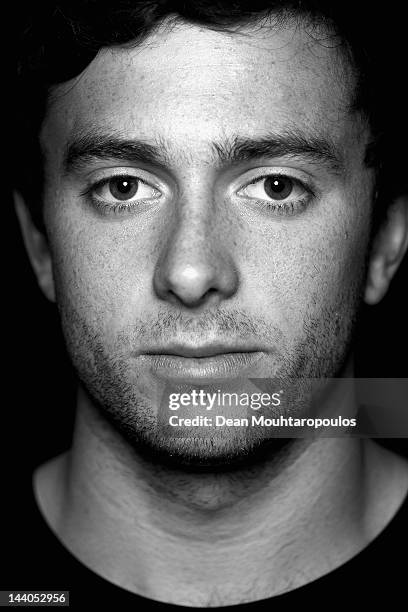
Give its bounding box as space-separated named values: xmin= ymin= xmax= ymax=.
xmin=2 ymin=3 xmax=408 ymax=606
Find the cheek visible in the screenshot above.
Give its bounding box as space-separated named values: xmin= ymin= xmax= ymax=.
xmin=245 ymin=204 xmax=371 ymax=333
xmin=46 ymin=210 xmax=153 ymax=340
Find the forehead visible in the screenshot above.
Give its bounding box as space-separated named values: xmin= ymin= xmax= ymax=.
xmin=42 ymin=19 xmax=364 ymax=160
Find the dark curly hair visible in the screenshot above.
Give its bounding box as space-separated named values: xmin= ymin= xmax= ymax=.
xmin=13 ymin=1 xmax=408 ymax=234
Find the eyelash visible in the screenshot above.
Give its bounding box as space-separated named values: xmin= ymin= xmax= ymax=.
xmin=81 ymin=174 xmax=161 ymax=215
xmin=87 ymin=199 xmax=140 ymax=215
xmin=81 ymin=172 xmax=315 ymax=216
xmin=237 ymin=173 xmax=315 ymax=216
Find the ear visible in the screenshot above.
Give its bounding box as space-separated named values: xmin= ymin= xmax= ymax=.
xmin=365 ymin=196 xmax=408 ymax=305
xmin=14 ymin=191 xmax=56 ymax=302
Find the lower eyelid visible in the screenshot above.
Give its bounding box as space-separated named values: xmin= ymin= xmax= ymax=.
xmin=240 ymin=192 xmax=312 ymax=217
xmin=238 ymin=187 xmax=306 ymax=201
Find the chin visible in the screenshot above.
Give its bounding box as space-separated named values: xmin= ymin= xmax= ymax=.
xmin=126 ymin=429 xmax=296 ymax=473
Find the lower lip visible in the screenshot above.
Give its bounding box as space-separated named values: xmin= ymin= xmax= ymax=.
xmin=141 ymin=352 xmax=264 ymax=382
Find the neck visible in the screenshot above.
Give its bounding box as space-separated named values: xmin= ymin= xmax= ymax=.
xmin=34 ymin=382 xmax=407 ymax=607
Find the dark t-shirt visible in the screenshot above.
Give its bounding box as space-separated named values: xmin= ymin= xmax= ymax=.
xmin=2 ymin=469 xmax=407 ymax=609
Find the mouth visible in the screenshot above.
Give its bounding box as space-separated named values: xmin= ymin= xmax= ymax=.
xmin=139 ymin=344 xmax=265 ymax=381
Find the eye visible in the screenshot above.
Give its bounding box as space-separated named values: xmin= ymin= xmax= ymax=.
xmin=263 ymin=176 xmax=293 ymax=200
xmin=238 ymin=174 xmax=306 ymax=202
xmin=92 ymin=175 xmax=161 ymax=204
xmin=107 ymin=177 xmax=139 ymax=201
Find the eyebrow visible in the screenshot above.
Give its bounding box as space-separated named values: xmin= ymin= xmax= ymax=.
xmin=63 ymin=128 xmax=345 ymax=175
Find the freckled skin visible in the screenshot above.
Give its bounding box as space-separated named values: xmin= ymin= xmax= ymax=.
xmin=41 ymin=20 xmax=374 ymax=466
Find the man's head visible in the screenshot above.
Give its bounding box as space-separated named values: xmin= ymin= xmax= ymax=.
xmin=13 ymin=1 xmax=408 ymax=468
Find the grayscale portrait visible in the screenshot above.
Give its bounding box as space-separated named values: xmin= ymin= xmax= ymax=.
xmin=5 ymin=0 xmax=408 ymax=608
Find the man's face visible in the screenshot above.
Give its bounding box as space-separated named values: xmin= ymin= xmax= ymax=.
xmin=39 ymin=19 xmax=374 ymax=466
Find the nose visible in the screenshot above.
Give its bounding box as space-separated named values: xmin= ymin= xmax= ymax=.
xmin=153 ymin=207 xmax=239 ymax=309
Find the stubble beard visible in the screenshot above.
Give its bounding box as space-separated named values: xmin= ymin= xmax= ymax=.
xmin=59 ymin=271 xmax=366 ymax=473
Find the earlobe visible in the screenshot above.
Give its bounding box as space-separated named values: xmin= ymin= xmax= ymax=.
xmin=13 ymin=191 xmax=56 ymax=303
xmin=365 ymin=196 xmax=408 ymax=305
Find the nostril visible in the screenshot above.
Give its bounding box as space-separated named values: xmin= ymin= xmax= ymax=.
xmin=168 ymin=285 xmax=218 ymax=308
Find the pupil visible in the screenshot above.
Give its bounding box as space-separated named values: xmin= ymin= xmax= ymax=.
xmin=118 ymin=180 xmax=130 ymax=193
xmin=109 ymin=177 xmax=138 ymax=200
xmin=264 ymin=176 xmax=293 ymax=200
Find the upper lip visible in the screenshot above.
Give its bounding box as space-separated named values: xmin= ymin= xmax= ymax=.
xmin=143 ymin=344 xmax=263 ymax=359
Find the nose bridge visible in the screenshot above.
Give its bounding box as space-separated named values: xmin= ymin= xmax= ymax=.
xmin=171 ymin=188 xmax=217 ymax=255
xmin=153 ymin=184 xmax=238 ymax=307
